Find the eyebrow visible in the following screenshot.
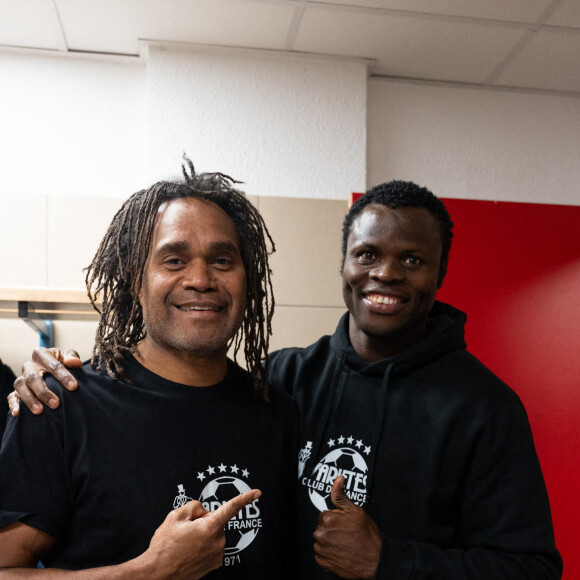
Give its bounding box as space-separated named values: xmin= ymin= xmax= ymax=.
xmin=208 ymin=241 xmax=240 ymax=254
xmin=349 ymin=240 xmax=434 ymax=255
xmin=348 ymin=240 xmax=377 ymax=251
xmin=154 ymin=240 xmax=240 ymax=255
xmin=154 ymin=241 xmax=189 ymax=255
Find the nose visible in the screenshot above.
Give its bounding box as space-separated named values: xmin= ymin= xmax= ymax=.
xmin=369 ymin=258 xmax=405 ymax=283
xmin=182 ymin=259 xmax=215 ymax=292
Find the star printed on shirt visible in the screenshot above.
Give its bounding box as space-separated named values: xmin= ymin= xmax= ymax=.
xmin=196 ymin=463 xmax=251 ymax=482
xmin=330 ymin=434 xmax=372 ymax=456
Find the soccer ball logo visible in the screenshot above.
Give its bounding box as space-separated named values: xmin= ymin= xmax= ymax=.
xmin=308 ymin=447 xmax=368 ymax=512
xmin=199 ymin=476 xmax=261 ymax=555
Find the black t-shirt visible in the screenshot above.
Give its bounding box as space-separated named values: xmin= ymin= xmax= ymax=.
xmin=0 ymin=356 xmax=298 ymax=578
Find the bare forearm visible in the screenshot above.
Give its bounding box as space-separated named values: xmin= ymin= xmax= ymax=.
xmin=0 ymin=553 xmax=186 ymax=580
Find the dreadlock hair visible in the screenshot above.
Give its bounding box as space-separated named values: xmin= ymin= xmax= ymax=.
xmin=341 ymin=180 xmax=454 ymax=284
xmin=85 ymin=156 xmax=275 ymax=400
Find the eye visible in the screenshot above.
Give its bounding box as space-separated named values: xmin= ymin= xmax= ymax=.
xmin=402 ymin=255 xmax=421 ymax=266
xmin=164 ymin=257 xmax=185 ymax=269
xmin=357 ymin=250 xmax=376 ymax=262
xmin=213 ymin=257 xmax=233 ymax=269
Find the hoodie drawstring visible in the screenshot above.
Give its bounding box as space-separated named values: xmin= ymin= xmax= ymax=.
xmin=366 ymin=361 xmax=394 ymax=500
xmin=308 ymin=350 xmax=348 ymax=476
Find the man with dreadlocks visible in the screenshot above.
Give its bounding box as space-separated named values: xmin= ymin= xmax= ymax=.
xmin=8 ymin=181 xmax=561 ymax=579
xmin=0 ymin=160 xmax=297 ymax=578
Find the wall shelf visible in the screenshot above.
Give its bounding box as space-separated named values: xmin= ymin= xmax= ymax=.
xmin=0 ymin=288 xmax=99 ymax=347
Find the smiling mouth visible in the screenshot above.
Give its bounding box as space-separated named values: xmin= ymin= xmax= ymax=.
xmin=366 ymin=294 xmax=403 ymax=305
xmin=177 ymin=305 xmax=222 ymax=312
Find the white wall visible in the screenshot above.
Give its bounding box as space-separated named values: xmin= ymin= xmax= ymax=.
xmin=367 ymin=78 xmax=580 ymax=205
xmin=0 ymin=51 xmax=147 ymax=199
xmin=2 ymin=48 xmax=577 ymax=205
xmin=0 ymin=46 xmax=368 ymax=200
xmin=145 ymin=45 xmax=368 ymax=198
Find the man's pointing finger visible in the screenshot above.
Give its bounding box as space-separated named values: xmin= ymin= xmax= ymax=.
xmin=209 ymin=489 xmax=262 ymax=526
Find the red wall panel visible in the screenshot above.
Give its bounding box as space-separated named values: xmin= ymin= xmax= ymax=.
xmin=437 ymin=199 xmax=580 ymax=579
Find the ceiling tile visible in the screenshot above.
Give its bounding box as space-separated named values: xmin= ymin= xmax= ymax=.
xmin=493 ymin=29 xmax=580 ymax=92
xmin=310 ymin=0 xmax=555 ymax=24
xmin=296 ymin=8 xmax=528 ymax=84
xmin=0 ymin=0 xmax=63 ymax=50
xmin=56 ymin=0 xmax=296 ymax=55
xmin=545 ymin=0 xmax=580 ymax=28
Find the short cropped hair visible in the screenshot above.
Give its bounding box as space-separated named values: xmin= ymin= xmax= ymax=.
xmin=341 ymin=180 xmax=454 ymax=279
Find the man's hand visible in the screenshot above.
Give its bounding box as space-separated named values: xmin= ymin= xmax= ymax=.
xmin=143 ymin=489 xmax=262 ymax=580
xmin=313 ymin=475 xmax=381 ymax=579
xmin=9 ymin=347 xmax=82 ymax=417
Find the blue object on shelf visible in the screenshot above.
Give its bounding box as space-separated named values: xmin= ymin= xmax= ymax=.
xmin=17 ymin=301 xmax=54 ymax=348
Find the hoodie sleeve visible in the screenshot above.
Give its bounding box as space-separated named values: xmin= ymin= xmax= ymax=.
xmin=374 ymin=398 xmax=562 ymax=579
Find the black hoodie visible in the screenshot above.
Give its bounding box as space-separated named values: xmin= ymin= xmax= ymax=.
xmin=269 ymin=301 xmax=562 ymax=579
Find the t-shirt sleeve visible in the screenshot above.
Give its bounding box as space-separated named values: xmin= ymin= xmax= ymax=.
xmin=0 ymin=391 xmax=72 ymax=540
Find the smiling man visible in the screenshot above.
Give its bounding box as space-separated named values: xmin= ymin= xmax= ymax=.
xmin=0 ymin=161 xmax=297 ymax=578
xmin=8 ymin=181 xmax=561 ymax=579
xmin=268 ymin=181 xmax=561 ymax=579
